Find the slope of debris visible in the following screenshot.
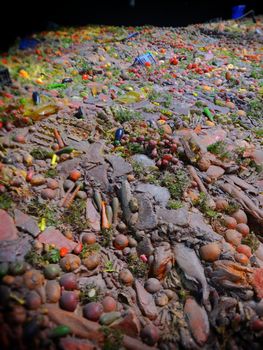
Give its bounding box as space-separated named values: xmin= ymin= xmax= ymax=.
xmin=0 ymin=18 xmax=263 ymax=350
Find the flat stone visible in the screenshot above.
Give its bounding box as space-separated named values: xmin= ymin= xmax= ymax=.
xmin=82 ymin=142 xmax=105 ymax=164
xmin=38 ymin=227 xmax=77 ymax=251
xmin=134 ymin=280 xmax=158 ymax=320
xmin=60 ymin=337 xmax=95 ymax=350
xmin=189 ymin=212 xmax=221 ymax=242
xmin=14 ymin=209 xmax=40 ymax=237
xmin=131 ymin=154 xmax=156 ymax=168
xmin=111 ymin=309 xmax=141 ymax=337
xmin=57 ymin=158 xmax=81 ymax=178
xmin=85 ymin=164 xmax=109 ymax=190
xmin=0 ymin=209 xmax=18 ymax=241
xmin=150 ymin=244 xmax=173 ymax=280
xmin=135 ymin=193 xmax=157 ymax=230
xmin=157 ymin=207 xmax=189 ymax=227
xmin=0 ymin=235 xmax=32 ymax=262
xmin=106 ymin=155 xmax=133 ymax=178
xmin=86 ymin=198 xmax=101 ymax=231
xmin=137 ymin=237 xmax=154 ymax=257
xmin=136 ymin=183 xmax=170 ymax=207
xmin=78 ymin=274 xmax=106 ymax=290
xmin=206 ymin=165 xmax=225 ymax=180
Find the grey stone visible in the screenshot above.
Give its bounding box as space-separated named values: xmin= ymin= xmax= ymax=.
xmin=78 ymin=274 xmax=106 ymax=290
xmin=14 ymin=209 xmax=40 ymax=237
xmin=134 ymin=280 xmax=158 ymax=320
xmin=136 ymin=183 xmax=170 ymax=207
xmin=131 ymin=154 xmax=156 ymax=168
xmin=85 ymin=164 xmax=109 ymax=190
xmin=189 ymin=212 xmax=221 ymax=242
xmin=157 ymin=207 xmax=189 ymax=227
xmin=135 ymin=193 xmax=157 ymax=230
xmin=119 ymin=180 xmax=133 ymax=224
xmin=0 ymin=235 xmax=32 ymax=262
xmin=82 ymin=141 xmax=105 ymax=164
xmin=137 ymin=237 xmax=154 ymax=257
xmin=106 ymin=155 xmax=132 ymax=178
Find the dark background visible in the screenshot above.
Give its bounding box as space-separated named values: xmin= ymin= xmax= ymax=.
xmin=0 ymin=0 xmax=262 ymax=52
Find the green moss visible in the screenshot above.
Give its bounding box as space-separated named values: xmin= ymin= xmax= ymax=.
xmin=101 ymin=228 xmax=114 ymax=247
xmin=79 ymin=243 xmax=101 ymax=259
xmin=62 ymin=199 xmax=89 ymax=231
xmin=127 ymin=143 xmax=145 ymax=155
xmin=0 ymin=193 xmax=13 ymax=209
xmin=101 ymin=326 xmax=123 ymax=350
xmin=25 ymin=249 xmax=46 ymax=268
xmin=80 ymin=283 xmax=102 ymax=303
xmin=113 ymin=107 xmax=141 ymax=123
xmin=242 ymin=233 xmax=260 ymax=253
xmin=103 ymin=260 xmax=116 ymax=273
xmin=167 ymin=200 xmax=184 ymax=210
xmin=207 ymin=141 xmax=231 ymax=159
xmin=195 ymin=192 xmax=219 ymax=218
xmin=27 ymin=198 xmax=59 ymax=226
xmin=161 ymin=170 xmax=190 ymax=199
xmin=43 ymin=248 xmax=60 ymax=263
xmin=45 ymin=168 xmax=58 ymax=178
xmin=127 ymin=254 xmax=148 ymax=278
xmin=30 ymin=147 xmax=51 ymax=160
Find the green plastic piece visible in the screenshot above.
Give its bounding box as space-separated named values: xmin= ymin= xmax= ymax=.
xmin=203 ymin=107 xmax=214 ymax=121
xmin=55 ymin=146 xmax=74 ymax=155
xmin=50 ymin=325 xmax=71 ymax=338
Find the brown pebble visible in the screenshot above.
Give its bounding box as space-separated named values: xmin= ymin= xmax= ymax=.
xmin=83 ymin=254 xmax=100 ymax=270
xmin=119 ymin=269 xmax=134 ymax=285
xmin=41 ymin=188 xmax=56 ymax=200
xmin=46 ymin=179 xmax=59 ymax=189
xmin=30 ymin=175 xmax=46 ymax=186
xmin=114 ymin=234 xmax=129 ymax=250
xmin=81 ymin=232 xmax=96 ymax=245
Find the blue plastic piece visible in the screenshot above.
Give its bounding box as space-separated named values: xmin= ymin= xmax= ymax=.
xmin=115 ymin=128 xmax=124 ymax=141
xmin=133 ymin=52 xmax=156 ymax=66
xmin=19 ymin=38 xmax=39 ymax=50
xmin=232 ymin=5 xmax=246 ymax=19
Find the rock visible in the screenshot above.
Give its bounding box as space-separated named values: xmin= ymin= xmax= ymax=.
xmin=82 ymin=254 xmax=100 ymax=270
xmin=155 ymin=292 xmax=168 ymax=306
xmin=60 ymin=254 xmax=81 ymax=272
xmin=0 ymin=210 xmax=19 ymax=241
xmin=85 ymin=164 xmax=109 ymax=190
xmin=38 ymin=227 xmax=77 ymax=251
xmin=30 ymin=175 xmax=46 ymax=186
xmin=60 ymin=337 xmax=95 ymax=350
xmin=82 ymin=142 xmax=105 ymax=164
xmin=14 ymin=209 xmax=40 ymax=237
xmin=131 ymin=154 xmax=156 ymax=169
xmin=111 ymin=309 xmax=141 ymax=337
xmin=150 ymin=244 xmax=173 ymax=280
xmin=157 ymin=207 xmax=189 ymax=227
xmin=0 ymin=235 xmax=31 ymax=262
xmin=106 ymin=155 xmax=132 ymax=178
xmin=46 ymin=280 xmax=61 ymax=303
xmin=145 ymin=278 xmax=162 ymax=294
xmin=206 ymin=165 xmax=225 ymax=181
xmin=57 ymin=158 xmax=81 ymax=178
xmin=78 ymin=275 xmax=106 ymax=290
xmin=184 ymin=298 xmax=210 ymax=346
xmin=135 ymin=193 xmax=157 ymax=231
xmin=119 ymin=180 xmax=133 ymax=225
xmin=134 ymin=280 xmax=158 ymax=320
xmin=86 ymin=199 xmax=101 ymax=231
xmin=136 ymin=183 xmax=170 ymax=207
xmin=129 ymin=198 xmax=139 ymax=212
xmin=137 ymin=237 xmax=154 ymax=257
xmin=41 ymin=188 xmax=56 ymax=200
xmin=189 ymin=212 xmax=221 ymax=242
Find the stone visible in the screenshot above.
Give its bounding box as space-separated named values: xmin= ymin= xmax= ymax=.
xmin=136 ymin=183 xmax=170 ymax=207
xmin=60 ymin=337 xmax=95 ymax=350
xmin=189 ymin=212 xmax=221 ymax=242
xmin=82 ymin=142 xmax=105 ymax=164
xmin=86 ymin=198 xmax=101 ymax=231
xmin=184 ymin=298 xmax=210 ymax=346
xmin=150 ymin=244 xmax=173 ymax=280
xmin=0 ymin=210 xmax=19 ymax=241
xmin=57 ymin=158 xmax=81 ymax=178
xmin=155 ymin=292 xmax=169 ymax=306
xmin=131 ymin=154 xmax=156 ymax=168
xmin=111 ymin=309 xmax=141 ymax=337
xmin=137 ymin=237 xmax=154 ymax=257
xmin=134 ymin=280 xmax=158 ymax=320
xmin=46 ymin=280 xmax=61 ymax=303
xmin=38 ymin=227 xmax=77 ymax=251
xmin=206 ymin=165 xmax=225 ymax=181
xmin=0 ymin=235 xmax=31 ymax=262
xmin=14 ymin=209 xmax=40 ymax=238
xmin=85 ymin=164 xmax=109 ymax=190
xmin=144 ymin=278 xmax=162 ymax=294
xmin=135 ymin=193 xmax=157 ymax=231
xmin=106 ymin=155 xmax=132 ymax=178
xmin=78 ymin=274 xmax=106 ymax=290
xmin=119 ymin=180 xmax=133 ymax=225
xmin=157 ymin=207 xmax=189 ymax=227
